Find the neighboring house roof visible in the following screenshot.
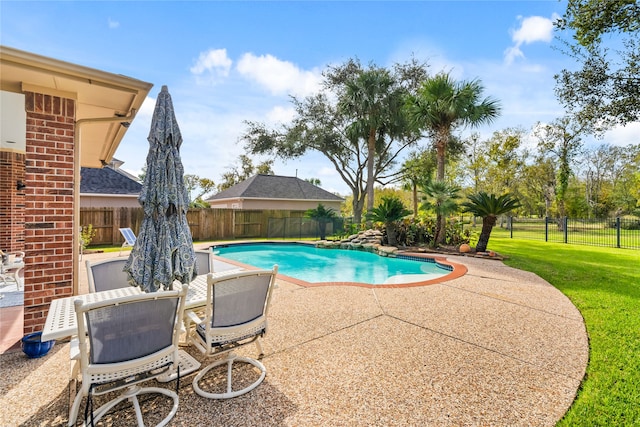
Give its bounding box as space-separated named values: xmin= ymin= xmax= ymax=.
xmin=207 ymin=174 xmax=344 ymax=202
xmin=81 ymin=159 xmax=142 ymax=195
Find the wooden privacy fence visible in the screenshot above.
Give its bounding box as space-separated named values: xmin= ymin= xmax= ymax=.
xmin=80 ymin=207 xmax=307 ymax=246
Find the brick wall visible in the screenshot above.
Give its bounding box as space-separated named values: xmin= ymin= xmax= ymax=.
xmin=0 ymin=151 xmax=26 ymax=252
xmin=23 ymin=92 xmax=76 ymax=334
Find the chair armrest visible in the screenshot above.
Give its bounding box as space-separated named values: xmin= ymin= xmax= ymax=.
xmin=69 ymin=338 xmax=80 ymax=361
xmin=182 ymin=309 xmax=205 ymax=347
xmin=185 ymin=310 xmax=204 ymax=325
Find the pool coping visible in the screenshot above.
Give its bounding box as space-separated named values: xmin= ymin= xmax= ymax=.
xmin=210 ymin=241 xmax=468 ymax=289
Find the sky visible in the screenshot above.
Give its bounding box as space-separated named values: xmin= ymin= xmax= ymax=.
xmin=2 ymin=1 xmax=638 ymax=196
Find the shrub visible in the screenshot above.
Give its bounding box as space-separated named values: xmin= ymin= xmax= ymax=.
xmin=80 ymin=224 xmax=97 ymax=251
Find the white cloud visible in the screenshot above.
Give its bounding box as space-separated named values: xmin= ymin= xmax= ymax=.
xmin=504 ymin=14 xmax=560 ymax=65
xmin=387 ymin=37 xmax=464 ymax=78
xmin=136 ymin=96 xmax=156 ymax=121
xmin=190 ymin=49 xmax=232 ymax=79
xmin=265 ymin=105 xmax=296 ymax=124
xmin=236 ymin=53 xmax=322 ymax=97
xmin=604 ymin=122 xmax=640 ymax=147
xmin=108 ymin=18 xmax=119 ymax=29
xmin=512 ymin=15 xmax=557 ymax=45
xmin=503 ymin=46 xmax=525 ymax=65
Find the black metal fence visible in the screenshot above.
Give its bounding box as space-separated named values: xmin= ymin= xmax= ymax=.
xmin=266 ymin=217 xmax=346 ymax=239
xmin=509 ymin=217 xmax=640 ymax=249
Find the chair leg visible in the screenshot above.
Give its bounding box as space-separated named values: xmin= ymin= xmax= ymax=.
xmin=255 ymin=338 xmax=264 ymax=357
xmin=67 ymin=390 xmax=84 ymax=426
xmin=192 ymin=352 xmax=266 ymax=399
xmin=75 ymin=386 xmax=179 ymax=427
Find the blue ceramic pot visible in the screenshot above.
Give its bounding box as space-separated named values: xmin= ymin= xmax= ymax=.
xmin=21 ymin=332 xmax=55 ymax=358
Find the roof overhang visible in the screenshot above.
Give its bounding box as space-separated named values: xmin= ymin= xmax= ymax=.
xmin=80 ymin=193 xmax=140 ymax=198
xmin=206 ymin=196 xmax=345 ymax=202
xmin=0 ymin=45 xmax=153 ymax=167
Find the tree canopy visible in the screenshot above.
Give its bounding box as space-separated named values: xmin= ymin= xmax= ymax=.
xmin=242 ymin=58 xmax=429 ymax=223
xmin=555 ymin=0 xmax=640 ymax=130
xmin=216 ymin=154 xmax=274 ymax=192
xmin=461 ymin=192 xmax=521 ymax=252
xmin=406 ymin=72 xmax=500 ymax=244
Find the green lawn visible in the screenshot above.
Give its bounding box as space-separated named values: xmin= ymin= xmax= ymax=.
xmin=487 ymin=229 xmax=640 ymax=426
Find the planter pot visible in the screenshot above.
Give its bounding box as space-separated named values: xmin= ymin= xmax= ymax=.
xmin=21 ymin=332 xmax=55 ymax=358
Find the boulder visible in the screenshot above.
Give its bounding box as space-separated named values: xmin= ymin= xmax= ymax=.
xmin=378 ymin=246 xmax=398 ymax=255
xmin=362 ymin=243 xmax=375 ymax=252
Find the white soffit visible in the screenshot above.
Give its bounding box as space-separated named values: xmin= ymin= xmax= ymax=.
xmin=0 ymin=45 xmax=153 ymax=167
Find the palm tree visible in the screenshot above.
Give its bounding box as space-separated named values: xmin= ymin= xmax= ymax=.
xmin=420 ymin=181 xmax=461 ymax=246
xmin=406 ymin=73 xmax=500 ymax=244
xmin=401 ymin=149 xmax=436 ymax=218
xmin=367 ymin=196 xmax=411 ymax=246
xmin=339 ymin=67 xmax=407 ymax=213
xmin=461 ymin=192 xmax=521 ymax=252
xmin=305 ymin=203 xmax=337 ymax=240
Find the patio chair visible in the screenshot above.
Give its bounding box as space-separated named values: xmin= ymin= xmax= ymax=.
xmin=118 ymin=227 xmax=137 ymax=256
xmin=0 ymin=251 xmax=24 ymax=290
xmin=85 ymin=258 xmax=130 ymax=293
xmin=195 ymin=249 xmax=214 ymax=274
xmin=68 ymin=286 xmax=188 ymax=427
xmin=186 ymin=266 xmax=278 ymax=399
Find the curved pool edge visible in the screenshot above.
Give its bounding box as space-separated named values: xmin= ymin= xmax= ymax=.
xmin=209 ymin=242 xmax=468 ymax=289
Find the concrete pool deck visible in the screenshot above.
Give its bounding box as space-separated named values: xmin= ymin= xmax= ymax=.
xmin=1 ymin=246 xmax=588 ymax=426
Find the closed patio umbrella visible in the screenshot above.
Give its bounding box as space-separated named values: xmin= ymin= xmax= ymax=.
xmin=124 ymin=85 xmax=196 ymax=292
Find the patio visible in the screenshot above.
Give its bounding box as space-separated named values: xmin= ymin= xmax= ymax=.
xmin=0 ymin=248 xmax=588 ymax=426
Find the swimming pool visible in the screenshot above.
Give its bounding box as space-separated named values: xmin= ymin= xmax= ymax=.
xmin=211 ymin=242 xmax=465 ymax=287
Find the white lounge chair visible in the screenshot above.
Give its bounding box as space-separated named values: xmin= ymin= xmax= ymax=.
xmin=68 ymin=287 xmax=188 ymax=427
xmin=118 ymin=227 xmax=137 ymax=256
xmin=186 ymin=266 xmax=278 ymax=399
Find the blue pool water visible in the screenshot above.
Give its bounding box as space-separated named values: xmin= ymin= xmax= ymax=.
xmin=212 ymin=243 xmax=451 ymax=285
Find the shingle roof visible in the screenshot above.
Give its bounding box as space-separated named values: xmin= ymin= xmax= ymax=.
xmin=80 ymin=165 xmax=142 ymax=195
xmin=207 ymin=174 xmax=344 ymax=201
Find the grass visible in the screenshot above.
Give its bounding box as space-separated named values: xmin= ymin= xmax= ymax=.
xmin=83 ymin=245 xmax=123 ymax=253
xmin=487 ymin=229 xmax=640 ymax=426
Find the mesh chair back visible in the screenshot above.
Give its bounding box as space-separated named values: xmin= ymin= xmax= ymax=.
xmin=87 ymin=259 xmax=130 ymax=293
xmin=195 ymin=250 xmax=212 ymax=275
xmin=212 ymin=274 xmax=271 ymax=328
xmin=86 ymin=297 xmax=179 ymax=364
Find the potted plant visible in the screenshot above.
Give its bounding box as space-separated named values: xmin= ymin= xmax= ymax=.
xmin=21 ymin=332 xmax=55 ymax=358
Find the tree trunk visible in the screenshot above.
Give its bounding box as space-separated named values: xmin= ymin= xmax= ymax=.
xmin=366 ymin=128 xmax=376 ymax=212
xmin=435 ymin=128 xmax=448 ymax=181
xmin=476 ymin=215 xmax=497 ymax=252
xmin=412 ymin=183 xmax=418 ymax=218
xmin=435 ymin=214 xmax=446 ymax=246
xmin=386 ymin=224 xmax=397 ymax=246
xmin=352 ymin=187 xmax=365 ymax=224
xmin=318 ymin=221 xmax=327 ymax=240
xmin=435 ymin=127 xmax=448 ymax=244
